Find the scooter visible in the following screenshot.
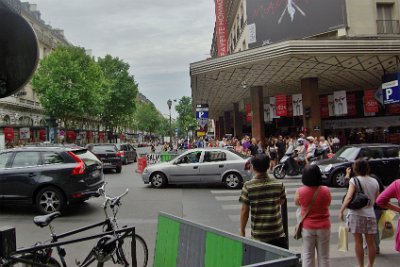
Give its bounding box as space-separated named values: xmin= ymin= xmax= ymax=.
xmin=273 ymin=151 xmax=304 ymax=179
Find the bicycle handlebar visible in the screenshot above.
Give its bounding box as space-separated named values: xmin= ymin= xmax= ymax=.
xmin=97 ymin=184 xmax=129 ymax=210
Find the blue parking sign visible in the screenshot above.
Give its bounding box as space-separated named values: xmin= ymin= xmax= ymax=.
xmin=382 ymin=80 xmax=400 ymax=104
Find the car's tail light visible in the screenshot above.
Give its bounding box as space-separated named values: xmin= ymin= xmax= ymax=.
xmin=116 ymin=151 xmax=124 ymax=157
xmin=245 ymin=160 xmax=251 ymax=171
xmin=68 ymin=151 xmax=85 ymax=175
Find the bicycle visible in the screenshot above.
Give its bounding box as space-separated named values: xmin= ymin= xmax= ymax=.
xmin=0 ymin=184 xmax=148 ymax=267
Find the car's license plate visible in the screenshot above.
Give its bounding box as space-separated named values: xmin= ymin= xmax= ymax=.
xmin=103 ymin=162 xmax=112 ymax=166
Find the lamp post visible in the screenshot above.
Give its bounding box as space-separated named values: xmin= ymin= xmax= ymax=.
xmin=167 ymin=99 xmax=172 ymax=145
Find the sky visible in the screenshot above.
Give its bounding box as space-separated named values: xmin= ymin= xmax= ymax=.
xmin=32 ymin=0 xmax=215 ymax=118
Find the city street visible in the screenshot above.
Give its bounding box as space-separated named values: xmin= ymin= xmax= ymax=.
xmin=0 ymin=147 xmax=399 ymax=266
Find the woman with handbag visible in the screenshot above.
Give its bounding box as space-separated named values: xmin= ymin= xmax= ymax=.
xmin=339 ymin=159 xmax=380 ymax=267
xmin=294 ymin=164 xmax=331 ymax=267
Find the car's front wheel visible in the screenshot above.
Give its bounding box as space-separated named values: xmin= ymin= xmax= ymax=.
xmin=332 ymin=169 xmax=348 ymax=188
xmin=36 ymin=187 xmax=66 ymax=214
xmin=223 ymin=172 xmax=243 ymax=189
xmin=150 ymin=172 xmax=167 ymax=188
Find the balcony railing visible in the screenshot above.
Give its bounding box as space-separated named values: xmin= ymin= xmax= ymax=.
xmin=377 ymin=20 xmax=400 ymax=34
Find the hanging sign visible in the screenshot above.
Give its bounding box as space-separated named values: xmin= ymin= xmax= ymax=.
xmin=275 ymin=94 xmax=287 ymax=117
xmin=292 ymin=94 xmax=303 ymax=116
xmin=245 ymin=104 xmax=252 ymax=122
xmin=364 ymin=89 xmax=379 ymax=113
xmin=334 ymin=90 xmax=348 ymax=115
xmin=320 ymin=96 xmax=329 ymax=118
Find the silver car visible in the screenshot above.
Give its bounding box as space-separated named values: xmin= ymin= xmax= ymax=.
xmin=142 ymin=148 xmax=252 ymax=189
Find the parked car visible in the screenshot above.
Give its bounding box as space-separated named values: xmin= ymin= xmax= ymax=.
xmin=116 ymin=143 xmax=137 ymax=165
xmin=142 ymin=148 xmax=251 ymax=189
xmin=0 ymin=146 xmax=104 ymax=214
xmin=312 ymin=143 xmax=400 ymax=188
xmin=86 ymin=143 xmax=122 ymax=173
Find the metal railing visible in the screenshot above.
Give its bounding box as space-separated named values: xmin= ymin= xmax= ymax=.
xmin=377 ymin=20 xmax=400 ymax=34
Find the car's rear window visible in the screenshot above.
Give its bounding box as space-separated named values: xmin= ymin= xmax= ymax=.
xmin=92 ymin=146 xmax=117 ymax=153
xmin=73 ymin=149 xmax=102 ymax=166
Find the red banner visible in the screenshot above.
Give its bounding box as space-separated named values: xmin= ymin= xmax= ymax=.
xmin=3 ymin=127 xmax=14 ymax=141
xmin=275 ymin=94 xmax=287 ymax=116
xmin=66 ymin=130 xmax=76 ymax=140
xmin=245 ymin=104 xmax=252 ymax=122
xmin=39 ymin=129 xmax=46 ymax=141
xmin=364 ymin=89 xmax=379 ymax=113
xmin=214 ymin=0 xmax=228 ymax=57
xmin=99 ymin=132 xmax=105 ymax=140
xmin=319 ymin=96 xmax=329 ymax=118
xmin=87 ymin=131 xmax=93 ymax=138
xmin=346 ymin=93 xmax=357 ymax=117
xmin=286 ymin=95 xmax=293 ymax=117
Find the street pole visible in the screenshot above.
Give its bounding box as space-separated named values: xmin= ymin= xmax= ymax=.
xmin=167 ymin=99 xmax=172 ymax=147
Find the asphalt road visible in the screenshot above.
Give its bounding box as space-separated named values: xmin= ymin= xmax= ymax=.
xmin=1 ymin=146 xmax=399 ymax=267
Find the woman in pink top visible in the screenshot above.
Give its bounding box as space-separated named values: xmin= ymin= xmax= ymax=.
xmin=376 ymin=179 xmax=400 ymax=252
xmin=295 ymin=164 xmax=332 ymax=267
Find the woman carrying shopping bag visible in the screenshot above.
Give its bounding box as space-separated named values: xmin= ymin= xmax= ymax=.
xmin=376 ymin=179 xmax=400 ymax=252
xmin=294 ymin=164 xmax=332 ymax=267
xmin=339 ymin=159 xmax=380 ymax=267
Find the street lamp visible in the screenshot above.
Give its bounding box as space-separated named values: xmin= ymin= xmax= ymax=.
xmin=167 ymin=99 xmax=172 ymax=145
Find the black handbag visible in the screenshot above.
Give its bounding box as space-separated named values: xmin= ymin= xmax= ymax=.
xmin=346 ymin=177 xmax=370 ymax=210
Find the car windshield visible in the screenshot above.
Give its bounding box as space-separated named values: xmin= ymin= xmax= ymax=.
xmin=92 ymin=145 xmax=116 ymax=153
xmin=333 ymin=146 xmax=360 ymax=161
xmin=228 ymin=149 xmax=249 ymax=159
xmin=72 ymin=149 xmax=101 ymax=166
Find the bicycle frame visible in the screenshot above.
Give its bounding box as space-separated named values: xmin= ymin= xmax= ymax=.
xmin=8 ymin=223 xmax=135 ymax=267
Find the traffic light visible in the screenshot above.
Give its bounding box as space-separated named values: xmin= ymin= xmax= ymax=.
xmin=0 ymin=5 xmax=39 ymax=98
xmin=304 ymin=107 xmax=311 ymax=119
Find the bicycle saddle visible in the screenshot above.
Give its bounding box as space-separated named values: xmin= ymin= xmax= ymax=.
xmin=33 ymin=211 xmax=61 ymax=227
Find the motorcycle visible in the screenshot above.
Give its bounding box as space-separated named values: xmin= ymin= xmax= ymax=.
xmin=273 ymin=147 xmax=329 ymax=179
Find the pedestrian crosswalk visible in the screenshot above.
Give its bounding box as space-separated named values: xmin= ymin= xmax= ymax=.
xmin=211 ymin=179 xmax=350 ymax=253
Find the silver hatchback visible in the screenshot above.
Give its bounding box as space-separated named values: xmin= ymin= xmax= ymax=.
xmin=142 ymin=148 xmax=252 ymax=189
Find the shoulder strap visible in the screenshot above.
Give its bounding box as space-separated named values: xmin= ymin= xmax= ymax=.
xmin=300 ymin=186 xmax=321 ymax=223
xmin=354 ymin=177 xmax=364 ymax=193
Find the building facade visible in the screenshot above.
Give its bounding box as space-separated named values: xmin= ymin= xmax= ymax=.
xmin=192 ymin=0 xmax=400 ymax=144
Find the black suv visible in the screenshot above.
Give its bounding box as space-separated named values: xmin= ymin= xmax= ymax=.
xmin=86 ymin=143 xmax=122 ymax=173
xmin=0 ymin=146 xmax=104 ymax=214
xmin=116 ymin=143 xmax=137 ymax=165
xmin=314 ymin=143 xmax=400 ymax=187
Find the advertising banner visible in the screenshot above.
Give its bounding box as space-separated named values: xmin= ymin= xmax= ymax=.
xmin=275 ymin=94 xmax=287 ymax=116
xmin=287 ymin=95 xmax=293 ymax=117
xmin=269 ymin=97 xmax=278 ymax=118
xmin=292 ymin=94 xmax=303 ymax=116
xmin=346 ymin=93 xmax=357 ymax=117
xmin=66 ymin=130 xmax=76 ymax=140
xmin=39 ymin=129 xmax=46 ymax=141
xmin=19 ymin=127 xmax=30 ymax=139
xmin=319 ymin=96 xmax=329 ymax=118
xmin=264 ymin=104 xmax=272 ymax=122
xmin=328 ymin=94 xmax=335 ymax=117
xmin=246 ymin=0 xmax=346 ymax=48
xmin=3 ymin=127 xmax=14 ymax=141
xmin=364 ymin=89 xmax=379 ymax=114
xmin=214 ymin=0 xmax=228 ymax=56
xmin=245 ymin=104 xmax=252 ymax=122
xmin=333 ymin=90 xmax=347 ymax=115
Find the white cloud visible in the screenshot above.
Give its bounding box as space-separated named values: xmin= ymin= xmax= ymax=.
xmin=32 ymin=0 xmax=215 ymax=116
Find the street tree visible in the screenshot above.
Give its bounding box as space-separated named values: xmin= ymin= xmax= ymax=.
xmin=32 ymin=46 xmax=103 ymax=129
xmin=175 ymin=96 xmax=196 ymax=139
xmin=135 ymin=102 xmax=161 ymax=137
xmin=97 ymin=55 xmax=138 ymax=133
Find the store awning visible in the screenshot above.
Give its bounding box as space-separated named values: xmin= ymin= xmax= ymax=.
xmin=190 ymin=39 xmax=400 ymax=119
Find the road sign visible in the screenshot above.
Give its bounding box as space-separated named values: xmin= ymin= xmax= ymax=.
xmin=382 ymin=80 xmax=400 ymax=104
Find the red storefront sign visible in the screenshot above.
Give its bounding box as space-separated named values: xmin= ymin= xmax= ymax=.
xmin=3 ymin=127 xmax=14 ymax=140
xmin=286 ymin=95 xmax=293 ymax=117
xmin=214 ymin=0 xmax=228 ymax=57
xmin=66 ymin=130 xmax=76 ymax=140
xmin=245 ymin=104 xmax=252 ymax=122
xmin=319 ymin=96 xmax=329 ymax=118
xmin=364 ymin=89 xmax=379 ymax=113
xmin=99 ymin=132 xmax=105 ymax=140
xmin=346 ymin=93 xmax=357 ymax=117
xmin=39 ymin=129 xmax=46 ymax=141
xmin=87 ymin=131 xmax=93 ymax=139
xmin=275 ymin=94 xmax=287 ymax=117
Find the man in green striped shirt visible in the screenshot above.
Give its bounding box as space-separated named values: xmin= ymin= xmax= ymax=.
xmin=239 ymin=153 xmax=287 ymax=249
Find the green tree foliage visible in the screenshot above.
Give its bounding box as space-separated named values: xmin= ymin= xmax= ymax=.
xmin=97 ymin=55 xmax=138 ymax=131
xmin=175 ymin=96 xmax=196 ymax=138
xmin=135 ymin=102 xmax=161 ymax=135
xmin=32 ymin=46 xmax=103 ymax=128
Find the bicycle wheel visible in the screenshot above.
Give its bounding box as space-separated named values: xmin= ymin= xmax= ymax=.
xmin=14 ymin=254 xmax=61 ymax=267
xmin=96 ymin=234 xmax=148 ymax=267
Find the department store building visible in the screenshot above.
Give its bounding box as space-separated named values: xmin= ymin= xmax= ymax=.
xmin=190 ymin=0 xmax=400 ymax=144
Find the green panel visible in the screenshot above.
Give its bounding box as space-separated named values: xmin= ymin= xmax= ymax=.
xmin=205 ymin=232 xmax=243 ymax=267
xmin=154 ymin=215 xmax=180 ymax=267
